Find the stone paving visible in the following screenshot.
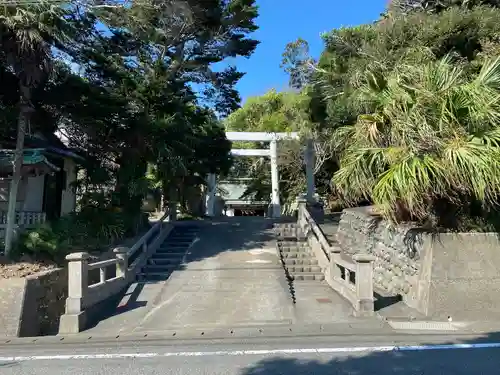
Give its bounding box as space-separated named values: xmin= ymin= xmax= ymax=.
xmin=84 ymin=217 xmax=361 ymax=336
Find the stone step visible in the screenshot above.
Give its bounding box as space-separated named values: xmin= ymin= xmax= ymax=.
xmin=152 ymin=252 xmax=185 ymax=258
xmin=280 ymin=252 xmax=312 ymax=259
xmin=148 ymin=258 xmax=182 ymax=266
xmin=158 ymin=244 xmax=191 ymax=249
xmin=277 ymin=234 xmax=306 ymax=241
xmin=283 ymin=258 xmax=318 ymax=265
xmin=274 ymin=223 xmax=299 ymax=228
xmin=158 ymin=244 xmax=189 ymax=249
xmin=289 ymin=272 xmax=325 ymax=281
xmin=279 ymin=246 xmax=310 ymax=253
xmin=286 ymin=265 xmax=321 ymax=273
xmin=275 ymin=230 xmax=300 ymax=234
xmin=278 ymin=241 xmax=307 ymax=247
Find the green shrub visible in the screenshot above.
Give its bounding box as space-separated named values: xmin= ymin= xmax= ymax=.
xmin=13 ymin=208 xmax=142 ymax=262
xmin=15 ymin=223 xmax=61 ymax=259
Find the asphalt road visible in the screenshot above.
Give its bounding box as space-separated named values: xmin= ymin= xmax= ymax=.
xmin=1 ymin=335 xmax=499 ymax=375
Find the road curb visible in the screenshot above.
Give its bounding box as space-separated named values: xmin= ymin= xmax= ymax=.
xmin=3 ymin=318 xmax=494 ymax=349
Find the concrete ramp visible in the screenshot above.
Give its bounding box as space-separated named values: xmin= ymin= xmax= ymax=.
xmin=134 ymin=218 xmax=295 ymax=332
xmin=84 ymin=218 xmax=295 ymax=335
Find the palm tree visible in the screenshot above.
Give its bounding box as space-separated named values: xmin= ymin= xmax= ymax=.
xmin=0 ymin=2 xmax=69 ymax=255
xmin=332 ymin=55 xmax=500 ymax=225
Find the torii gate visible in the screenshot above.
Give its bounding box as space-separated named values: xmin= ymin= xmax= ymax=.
xmin=205 ymin=132 xmax=316 ymax=218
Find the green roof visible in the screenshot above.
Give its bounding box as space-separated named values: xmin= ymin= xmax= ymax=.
xmin=218 ymin=182 xmax=268 ymax=204
xmin=219 ymin=183 xmax=249 ymax=201
xmin=0 ymin=149 xmax=59 ymax=171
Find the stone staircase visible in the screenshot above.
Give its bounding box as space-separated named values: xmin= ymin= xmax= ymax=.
xmin=274 ymin=223 xmax=325 ymax=304
xmin=279 ymin=240 xmax=324 ymax=282
xmin=138 ymin=225 xmax=198 ymax=282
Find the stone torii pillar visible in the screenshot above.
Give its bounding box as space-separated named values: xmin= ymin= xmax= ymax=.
xmin=269 ymin=139 xmax=280 ymax=218
xmin=223 ymin=131 xmax=314 ymax=219
xmin=205 ymin=173 xmax=216 ymax=217
xmin=304 ymin=138 xmax=315 ymax=202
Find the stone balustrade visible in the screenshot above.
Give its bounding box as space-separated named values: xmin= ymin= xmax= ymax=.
xmin=58 ymin=212 xmax=172 ymax=334
xmin=296 ymin=199 xmax=375 ymax=317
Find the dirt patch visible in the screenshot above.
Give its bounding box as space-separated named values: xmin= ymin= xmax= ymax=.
xmin=0 ymin=255 xmax=57 ymax=279
xmin=0 ymin=217 xmax=157 ymax=280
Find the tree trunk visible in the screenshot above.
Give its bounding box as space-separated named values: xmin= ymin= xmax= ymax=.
xmin=4 ymin=99 xmax=30 ymax=256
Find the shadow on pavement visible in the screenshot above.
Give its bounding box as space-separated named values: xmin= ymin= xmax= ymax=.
xmin=84 ymin=282 xmax=148 ymax=331
xmin=82 ymin=219 xmax=284 ymax=332
xmin=241 ymin=331 xmax=500 ymax=375
xmin=182 ymin=217 xmax=287 ymax=263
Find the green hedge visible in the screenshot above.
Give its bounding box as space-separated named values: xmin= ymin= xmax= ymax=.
xmin=14 ymin=208 xmax=147 ymax=262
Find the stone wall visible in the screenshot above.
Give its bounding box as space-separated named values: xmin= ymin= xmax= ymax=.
xmin=32 ymin=268 xmax=68 ymax=336
xmin=336 ymin=207 xmax=424 ymax=299
xmin=336 ymin=206 xmax=500 ymax=321
xmin=0 ymin=267 xmax=67 ymax=337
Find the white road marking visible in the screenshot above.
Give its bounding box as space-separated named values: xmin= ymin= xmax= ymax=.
xmin=1 ymin=343 xmax=500 ymax=362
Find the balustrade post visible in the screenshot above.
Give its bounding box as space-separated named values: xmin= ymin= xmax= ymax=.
xmin=329 ymin=246 xmax=342 ymax=279
xmin=58 ymin=252 xmax=90 ymax=334
xmin=296 ymin=197 xmax=308 ymax=236
xmin=99 ymin=267 xmax=106 ymax=284
xmin=113 ymin=246 xmax=129 ymax=279
xmin=353 ymin=253 xmax=376 ymax=317
xmin=296 ymin=196 xmax=307 ymax=219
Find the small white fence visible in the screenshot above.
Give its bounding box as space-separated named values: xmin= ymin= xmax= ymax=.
xmin=0 ymin=211 xmax=47 ymax=239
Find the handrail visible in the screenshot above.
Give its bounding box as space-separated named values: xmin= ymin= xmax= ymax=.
xmin=87 ymin=258 xmax=117 ymax=271
xmin=299 ymin=204 xmax=331 ymax=261
xmin=296 ymin=198 xmax=375 ymax=317
xmin=59 ymin=212 xmax=173 ymax=334
xmin=127 ymin=211 xmax=168 ymax=257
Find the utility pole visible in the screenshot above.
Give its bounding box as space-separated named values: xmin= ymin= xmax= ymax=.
xmin=4 ymin=103 xmax=30 ymax=256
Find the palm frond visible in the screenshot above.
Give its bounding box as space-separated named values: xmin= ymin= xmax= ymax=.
xmin=332 ymin=55 xmax=500 ymax=222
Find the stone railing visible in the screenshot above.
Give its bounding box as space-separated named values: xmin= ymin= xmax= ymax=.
xmin=58 ymin=212 xmax=173 ymax=334
xmin=0 ymin=210 xmax=46 ymax=235
xmin=0 ymin=210 xmax=47 ymax=226
xmin=296 ymin=198 xmax=375 ymax=317
xmin=0 ymin=211 xmax=47 ymax=239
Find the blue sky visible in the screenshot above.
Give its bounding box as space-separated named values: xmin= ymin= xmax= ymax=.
xmin=231 ymin=0 xmax=388 ymax=103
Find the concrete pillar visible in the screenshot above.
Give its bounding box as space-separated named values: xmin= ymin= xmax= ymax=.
xmin=304 ymin=138 xmax=315 ymax=201
xmin=206 ymin=173 xmax=216 ymax=217
xmin=270 ymin=139 xmax=281 ymax=218
xmin=113 ymin=246 xmax=129 ymax=279
xmin=59 ymin=252 xmax=90 ymax=334
xmin=329 ymin=246 xmax=342 ymax=279
xmin=353 ymin=253 xmax=376 ymax=317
